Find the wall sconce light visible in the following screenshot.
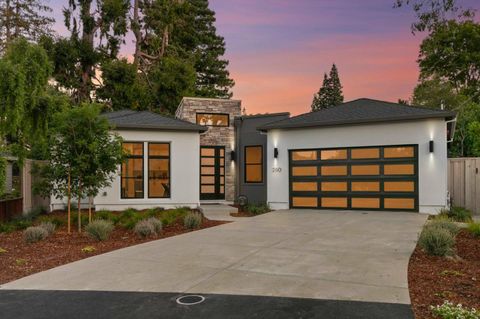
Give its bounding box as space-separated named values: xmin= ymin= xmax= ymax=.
xmin=274 ymin=147 xmax=279 ymax=158
xmin=429 ymin=140 xmax=434 ymax=153
xmin=230 ymin=150 xmax=236 ymax=161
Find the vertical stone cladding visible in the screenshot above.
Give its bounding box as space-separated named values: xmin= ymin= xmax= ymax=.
xmin=176 ymin=97 xmax=241 ymax=201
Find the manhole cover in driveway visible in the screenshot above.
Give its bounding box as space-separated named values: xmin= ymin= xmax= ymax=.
xmin=176 ymin=295 xmax=205 ymax=306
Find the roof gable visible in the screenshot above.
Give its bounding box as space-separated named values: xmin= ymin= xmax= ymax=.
xmin=259 ymin=98 xmax=456 ymax=131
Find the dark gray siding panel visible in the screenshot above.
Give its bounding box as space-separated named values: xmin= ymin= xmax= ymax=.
xmin=235 ymin=114 xmax=289 ymax=204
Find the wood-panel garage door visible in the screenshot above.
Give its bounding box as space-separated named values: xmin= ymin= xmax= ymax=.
xmin=289 ymin=145 xmax=418 ymax=211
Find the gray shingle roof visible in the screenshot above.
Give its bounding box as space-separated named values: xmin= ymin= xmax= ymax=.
xmin=259 ymin=98 xmax=456 ymax=131
xmin=102 ymin=110 xmax=207 ymax=132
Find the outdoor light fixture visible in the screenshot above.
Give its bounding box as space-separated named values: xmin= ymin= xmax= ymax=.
xmin=429 ymin=140 xmax=434 ymax=153
xmin=230 ymin=150 xmax=236 ymax=161
xmin=274 ymin=147 xmax=279 ymax=158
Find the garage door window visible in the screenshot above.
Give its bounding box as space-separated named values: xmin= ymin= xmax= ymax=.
xmin=321 ymin=149 xmax=347 ymax=160
xmin=289 ymin=145 xmax=418 ymax=211
xmin=292 ymin=150 xmax=317 ymax=161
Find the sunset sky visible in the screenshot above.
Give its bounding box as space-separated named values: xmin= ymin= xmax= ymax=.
xmin=49 ymin=0 xmax=479 ymax=115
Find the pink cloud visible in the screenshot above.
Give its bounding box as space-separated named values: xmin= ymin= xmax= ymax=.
xmin=228 ymin=33 xmax=422 ymax=115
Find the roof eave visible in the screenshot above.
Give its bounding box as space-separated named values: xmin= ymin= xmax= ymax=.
xmin=258 ymin=113 xmax=457 ymax=131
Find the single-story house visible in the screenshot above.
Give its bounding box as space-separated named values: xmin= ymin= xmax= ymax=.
xmin=51 ymin=97 xmax=455 ymax=214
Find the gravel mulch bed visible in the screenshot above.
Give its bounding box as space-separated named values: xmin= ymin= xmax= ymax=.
xmin=408 ymin=229 xmax=480 ymax=319
xmin=0 ymin=216 xmax=227 ymax=285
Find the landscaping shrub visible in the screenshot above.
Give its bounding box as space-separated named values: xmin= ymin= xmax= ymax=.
xmin=81 ymin=246 xmax=96 ymax=253
xmin=24 ymin=226 xmax=48 ymax=243
xmin=0 ymin=223 xmax=16 ymax=233
xmin=467 ymin=222 xmax=480 ymax=238
xmin=447 ymin=207 xmax=473 ymax=223
xmin=85 ymin=220 xmax=114 ymax=241
xmin=431 ymin=301 xmax=479 ymax=319
xmin=145 ymin=207 xmax=164 ymax=218
xmin=161 ymin=208 xmax=189 ymax=226
xmin=11 ymin=219 xmax=33 ymax=230
xmin=428 ymin=219 xmax=460 ymax=236
xmin=184 ymin=212 xmax=202 ymax=229
xmin=95 ymin=210 xmax=119 ymax=224
xmin=146 ymin=217 xmax=162 ymax=233
xmin=134 ymin=220 xmax=155 ymax=238
xmin=37 ymin=215 xmax=65 ymax=227
xmin=245 ymin=203 xmax=270 ymax=215
xmin=70 ymin=213 xmax=90 ymax=228
xmin=39 ymin=221 xmax=56 ymax=236
xmin=418 ymin=226 xmax=455 ymax=256
xmin=118 ymin=208 xmax=142 ymax=229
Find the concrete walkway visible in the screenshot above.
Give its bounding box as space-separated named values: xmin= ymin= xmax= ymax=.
xmin=200 ymin=204 xmax=238 ymax=221
xmin=1 ymin=210 xmax=427 ymax=305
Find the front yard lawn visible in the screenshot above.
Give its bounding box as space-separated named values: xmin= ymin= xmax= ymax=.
xmin=409 ymin=229 xmax=480 ymax=319
xmin=0 ymin=208 xmax=227 ymax=285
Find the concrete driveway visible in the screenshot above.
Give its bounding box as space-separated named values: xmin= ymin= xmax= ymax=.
xmin=1 ymin=210 xmax=426 ymax=305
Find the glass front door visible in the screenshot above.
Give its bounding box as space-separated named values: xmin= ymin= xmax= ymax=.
xmin=200 ymin=146 xmax=225 ymax=200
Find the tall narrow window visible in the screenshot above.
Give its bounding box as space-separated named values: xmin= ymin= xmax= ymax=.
xmin=121 ymin=142 xmax=144 ymax=199
xmin=148 ymin=143 xmax=170 ymax=198
xmin=245 ymin=146 xmax=263 ymax=183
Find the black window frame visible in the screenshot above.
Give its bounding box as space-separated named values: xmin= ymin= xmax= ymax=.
xmin=121 ymin=142 xmax=145 ymax=199
xmin=196 ymin=113 xmax=230 ymax=127
xmin=244 ymin=145 xmax=264 ymax=184
xmin=148 ymin=142 xmax=171 ymax=199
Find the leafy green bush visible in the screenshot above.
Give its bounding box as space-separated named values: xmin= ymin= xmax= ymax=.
xmin=0 ymin=223 xmax=16 ymax=233
xmin=134 ymin=220 xmax=155 ymax=238
xmin=161 ymin=208 xmax=189 ymax=226
xmin=10 ymin=219 xmax=32 ymax=230
xmin=447 ymin=207 xmax=473 ymax=223
xmin=24 ymin=226 xmax=48 ymax=243
xmin=85 ymin=220 xmax=114 ymax=241
xmin=39 ymin=221 xmax=56 ymax=235
xmin=95 ymin=210 xmax=120 ymax=224
xmin=37 ymin=215 xmax=65 ymax=227
xmin=245 ymin=203 xmax=270 ymax=215
xmin=70 ymin=213 xmax=90 ymax=228
xmin=145 ymin=207 xmax=164 ymax=218
xmin=146 ymin=217 xmax=162 ymax=233
xmin=184 ymin=212 xmax=202 ymax=229
xmin=428 ymin=219 xmax=460 ymax=236
xmin=118 ymin=208 xmax=143 ymax=229
xmin=431 ymin=301 xmax=479 ymax=319
xmin=418 ymin=226 xmax=455 ymax=256
xmin=467 ymin=222 xmax=480 ymax=237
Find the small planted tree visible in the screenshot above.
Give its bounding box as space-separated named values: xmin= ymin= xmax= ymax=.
xmin=35 ymin=104 xmax=124 ymax=233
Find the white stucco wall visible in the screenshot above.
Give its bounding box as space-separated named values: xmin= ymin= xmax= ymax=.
xmin=51 ymin=129 xmax=201 ymax=211
xmin=266 ymin=119 xmax=448 ymax=214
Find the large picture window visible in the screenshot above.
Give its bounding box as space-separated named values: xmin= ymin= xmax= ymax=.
xmin=245 ymin=145 xmax=263 ymax=183
xmin=148 ymin=143 xmax=170 ymax=198
xmin=196 ymin=113 xmax=229 ymax=127
xmin=121 ymin=142 xmax=144 ymax=199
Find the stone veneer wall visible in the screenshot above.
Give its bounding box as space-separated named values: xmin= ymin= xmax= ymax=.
xmin=176 ymin=97 xmax=242 ymax=201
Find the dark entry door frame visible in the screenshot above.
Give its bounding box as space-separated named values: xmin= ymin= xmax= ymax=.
xmin=200 ymin=146 xmax=225 ymax=200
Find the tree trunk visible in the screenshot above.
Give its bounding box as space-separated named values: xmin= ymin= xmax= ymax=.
xmin=5 ymin=0 xmax=11 ymax=43
xmin=77 ymin=181 xmax=82 ymax=233
xmin=67 ymin=171 xmax=71 ymax=234
xmin=88 ymin=195 xmax=92 ymax=223
xmin=132 ymin=0 xmax=141 ymax=67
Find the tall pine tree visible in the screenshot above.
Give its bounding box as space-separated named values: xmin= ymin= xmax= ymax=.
xmin=0 ymin=0 xmax=54 ymax=53
xmin=140 ymin=0 xmax=234 ymax=99
xmin=311 ymin=64 xmax=344 ymax=111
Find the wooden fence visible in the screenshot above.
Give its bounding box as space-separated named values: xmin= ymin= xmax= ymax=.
xmin=0 ymin=197 xmax=23 ymax=222
xmin=448 ymin=158 xmax=480 ymax=215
